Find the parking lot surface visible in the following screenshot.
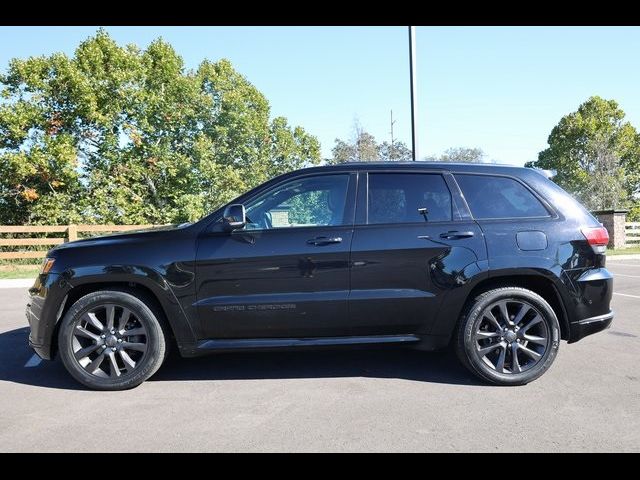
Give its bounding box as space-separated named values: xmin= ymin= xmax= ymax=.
xmin=1 ymin=259 xmax=639 ymax=452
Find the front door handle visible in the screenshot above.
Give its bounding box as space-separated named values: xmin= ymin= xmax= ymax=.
xmin=307 ymin=236 xmax=343 ymax=246
xmin=439 ymin=231 xmax=475 ymax=240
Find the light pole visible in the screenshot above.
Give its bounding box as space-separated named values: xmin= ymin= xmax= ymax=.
xmin=408 ymin=26 xmax=418 ymax=161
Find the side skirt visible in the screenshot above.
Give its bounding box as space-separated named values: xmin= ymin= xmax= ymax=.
xmin=196 ymin=334 xmax=420 ymax=352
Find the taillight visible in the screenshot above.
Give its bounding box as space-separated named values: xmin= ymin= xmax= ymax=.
xmin=581 ymin=226 xmax=609 ymax=254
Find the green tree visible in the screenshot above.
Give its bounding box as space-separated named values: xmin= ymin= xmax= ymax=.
xmin=330 ymin=121 xmax=413 ymax=164
xmin=378 ymin=140 xmax=413 ymax=161
xmin=330 ymin=122 xmax=383 ymax=164
xmin=423 ymin=147 xmax=485 ymax=163
xmin=0 ymin=29 xmax=320 ymax=225
xmin=525 ymin=96 xmax=640 ymax=210
xmin=437 ymin=147 xmax=485 ymax=163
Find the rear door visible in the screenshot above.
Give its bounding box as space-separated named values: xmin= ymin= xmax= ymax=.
xmin=348 ymin=170 xmax=487 ymax=336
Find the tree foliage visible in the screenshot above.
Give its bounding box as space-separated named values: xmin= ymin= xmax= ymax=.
xmin=330 ymin=121 xmax=412 ymax=164
xmin=437 ymin=147 xmax=485 ymax=163
xmin=525 ymin=96 xmax=640 ymax=210
xmin=0 ymin=30 xmax=320 ymax=225
xmin=378 ymin=141 xmax=413 ymax=161
xmin=423 ymin=147 xmax=485 ymax=163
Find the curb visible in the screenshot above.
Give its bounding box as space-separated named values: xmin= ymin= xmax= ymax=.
xmin=0 ymin=279 xmax=34 ymax=289
xmin=607 ymin=254 xmax=640 ymax=261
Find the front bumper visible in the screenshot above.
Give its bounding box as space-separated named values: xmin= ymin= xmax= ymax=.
xmin=27 ymin=308 xmax=52 ymax=360
xmin=568 ymin=310 xmax=614 ymax=343
xmin=26 ymin=273 xmax=67 ymax=360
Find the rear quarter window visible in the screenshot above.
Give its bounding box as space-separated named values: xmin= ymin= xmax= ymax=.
xmin=455 ymin=174 xmax=549 ymax=219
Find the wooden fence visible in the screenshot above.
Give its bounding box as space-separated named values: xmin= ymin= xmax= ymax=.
xmin=626 ymin=222 xmax=640 ymax=246
xmin=4 ymin=222 xmax=639 ymax=258
xmin=0 ymin=225 xmax=160 ymax=260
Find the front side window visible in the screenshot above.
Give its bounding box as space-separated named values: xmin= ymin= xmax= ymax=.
xmin=244 ymin=174 xmax=350 ymax=230
xmin=455 ymin=174 xmax=549 ymax=219
xmin=367 ymin=173 xmax=453 ymax=224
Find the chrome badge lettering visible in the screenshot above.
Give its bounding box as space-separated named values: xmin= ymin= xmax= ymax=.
xmin=213 ymin=304 xmax=296 ymax=312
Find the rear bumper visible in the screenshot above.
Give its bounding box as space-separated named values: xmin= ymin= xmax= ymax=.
xmin=568 ymin=311 xmax=613 ymax=343
xmin=565 ymin=267 xmax=613 ymax=343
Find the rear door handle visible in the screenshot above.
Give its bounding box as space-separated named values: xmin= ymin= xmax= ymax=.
xmin=307 ymin=236 xmax=343 ymax=246
xmin=439 ymin=231 xmax=475 ymax=240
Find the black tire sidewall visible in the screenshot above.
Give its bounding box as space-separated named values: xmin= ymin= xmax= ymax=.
xmin=58 ymin=290 xmax=166 ymax=391
xmin=459 ymin=287 xmax=560 ymax=386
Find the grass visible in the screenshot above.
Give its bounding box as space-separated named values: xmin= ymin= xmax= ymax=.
xmin=0 ymin=264 xmax=41 ymax=279
xmin=607 ymin=246 xmax=640 ymax=255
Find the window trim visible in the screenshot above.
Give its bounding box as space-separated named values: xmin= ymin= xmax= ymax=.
xmin=361 ymin=170 xmax=461 ymax=226
xmin=212 ymin=171 xmax=357 ymax=234
xmin=451 ymin=172 xmax=558 ymax=221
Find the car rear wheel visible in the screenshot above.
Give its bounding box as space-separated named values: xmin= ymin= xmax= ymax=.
xmin=455 ymin=287 xmax=560 ymax=386
xmin=58 ymin=290 xmax=168 ymax=390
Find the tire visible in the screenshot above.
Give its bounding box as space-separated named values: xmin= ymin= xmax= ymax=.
xmin=58 ymin=290 xmax=168 ymax=391
xmin=455 ymin=287 xmax=560 ymax=386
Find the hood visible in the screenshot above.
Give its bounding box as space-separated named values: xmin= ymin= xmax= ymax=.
xmin=51 ymin=223 xmax=190 ymax=251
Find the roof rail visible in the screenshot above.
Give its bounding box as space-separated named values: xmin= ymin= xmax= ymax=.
xmin=529 ymin=167 xmax=556 ymax=179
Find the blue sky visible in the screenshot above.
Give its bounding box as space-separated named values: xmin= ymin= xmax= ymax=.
xmin=1 ymin=26 xmax=639 ymax=165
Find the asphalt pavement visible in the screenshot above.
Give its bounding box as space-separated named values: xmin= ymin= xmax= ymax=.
xmin=1 ymin=259 xmax=638 ymax=452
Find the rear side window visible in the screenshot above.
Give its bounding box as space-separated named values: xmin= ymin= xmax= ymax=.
xmin=455 ymin=174 xmax=549 ymax=219
xmin=368 ymin=173 xmax=452 ymax=224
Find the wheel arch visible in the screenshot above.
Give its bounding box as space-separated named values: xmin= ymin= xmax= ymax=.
xmin=461 ymin=274 xmax=570 ymax=341
xmin=51 ymin=279 xmax=194 ymax=358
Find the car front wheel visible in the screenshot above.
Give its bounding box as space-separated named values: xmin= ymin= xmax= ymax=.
xmin=58 ymin=290 xmax=168 ymax=391
xmin=456 ymin=287 xmax=561 ymax=386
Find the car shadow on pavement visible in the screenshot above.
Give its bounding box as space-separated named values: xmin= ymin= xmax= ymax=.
xmin=0 ymin=327 xmax=483 ymax=390
xmin=152 ymin=347 xmax=483 ymax=386
xmin=0 ymin=327 xmax=84 ymax=390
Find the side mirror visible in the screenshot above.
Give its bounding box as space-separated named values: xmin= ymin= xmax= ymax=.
xmin=222 ymin=204 xmax=246 ymax=231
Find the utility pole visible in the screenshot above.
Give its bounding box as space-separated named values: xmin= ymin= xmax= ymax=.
xmin=408 ymin=26 xmax=418 ymax=161
xmin=389 ymin=110 xmax=396 ymax=160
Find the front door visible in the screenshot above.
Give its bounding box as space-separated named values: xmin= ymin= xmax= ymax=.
xmin=195 ymin=172 xmax=356 ymax=339
xmin=349 ymin=171 xmax=487 ymax=335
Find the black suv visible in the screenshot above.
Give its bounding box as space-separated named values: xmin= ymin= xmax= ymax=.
xmin=26 ymin=162 xmax=614 ymax=390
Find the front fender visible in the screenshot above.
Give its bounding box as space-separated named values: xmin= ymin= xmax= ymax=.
xmin=62 ymin=264 xmax=198 ymax=350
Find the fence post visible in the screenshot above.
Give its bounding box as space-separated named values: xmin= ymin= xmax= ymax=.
xmin=592 ymin=209 xmax=628 ymax=249
xmin=66 ymin=224 xmax=77 ymax=242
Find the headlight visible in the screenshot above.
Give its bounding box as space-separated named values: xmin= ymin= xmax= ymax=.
xmin=41 ymin=257 xmax=56 ymax=274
